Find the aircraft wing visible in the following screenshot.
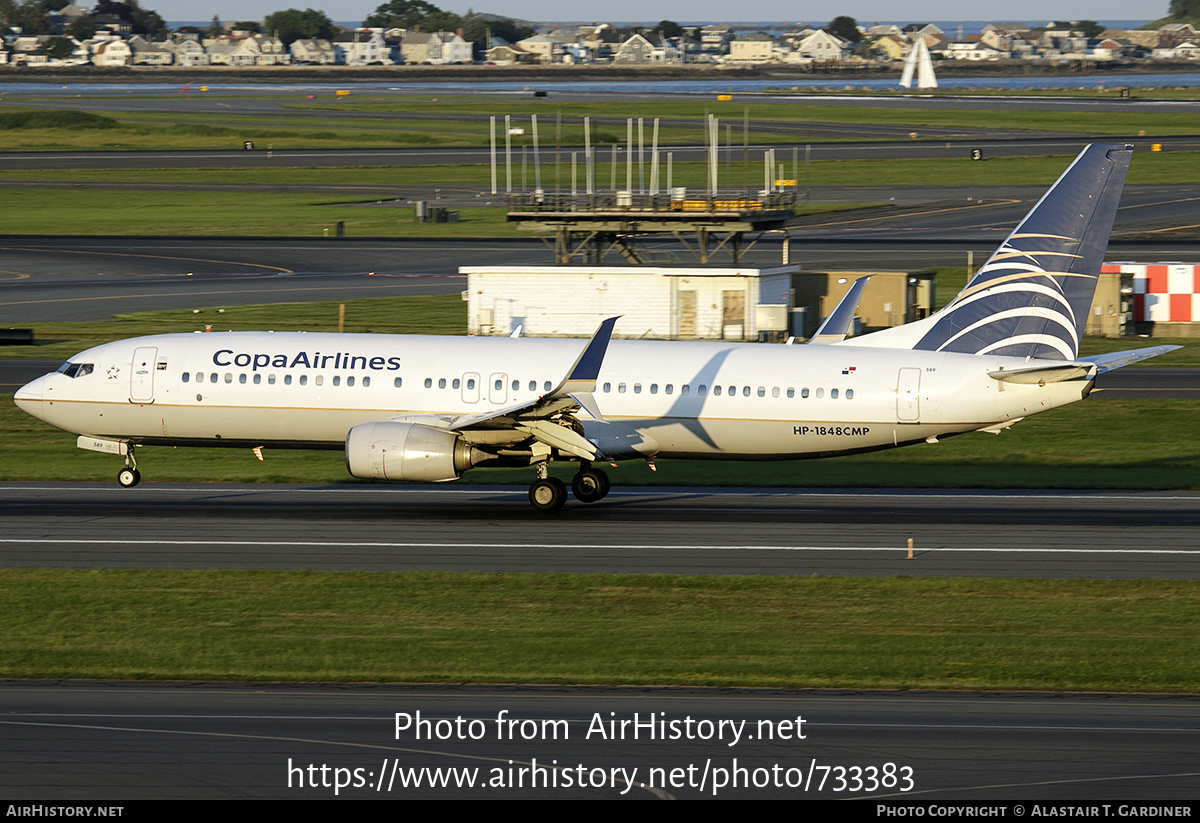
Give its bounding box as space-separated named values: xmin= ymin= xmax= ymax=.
xmin=442 ymin=317 xmax=620 ymax=460
xmin=1077 ymin=345 xmax=1181 ymax=374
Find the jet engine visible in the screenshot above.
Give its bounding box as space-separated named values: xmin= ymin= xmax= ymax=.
xmin=345 ymin=421 xmax=477 ymax=482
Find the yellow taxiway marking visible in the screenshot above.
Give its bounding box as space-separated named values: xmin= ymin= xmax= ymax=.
xmin=0 ymin=271 xmax=31 ymax=280
xmin=800 ymin=198 xmax=1023 ymax=229
xmin=0 ymin=246 xmax=293 ymax=274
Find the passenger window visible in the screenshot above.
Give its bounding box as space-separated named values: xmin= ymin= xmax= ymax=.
xmin=300 ymin=375 xmax=308 ymax=386
xmin=195 ymin=372 xmax=204 ymax=383
xmin=452 ymin=378 xmax=459 ymax=389
xmin=254 ymin=374 xmax=262 ymax=385
xmin=744 ymin=386 xmax=752 ymax=397
xmin=682 ymin=384 xmax=690 ymax=395
xmin=728 ymin=386 xmax=736 ymax=396
xmin=618 ymin=383 xmax=626 ymax=394
xmin=268 ymin=374 xmax=277 ymax=385
xmin=438 ymin=378 xmax=446 ymax=389
xmin=714 ymin=386 xmax=722 ymax=396
xmin=363 ymin=376 xmax=370 ymax=387
xmin=210 ymin=373 xmax=218 ymax=383
xmin=831 ymin=388 xmax=838 ymax=399
xmin=649 ymin=383 xmax=657 ymax=394
xmin=511 ymin=380 xmax=519 ymax=391
xmin=772 ymin=387 xmax=779 ymax=398
xmin=529 ymin=380 xmax=536 ymax=391
xmin=634 ymin=384 xmax=642 ymax=394
xmin=466 ymin=378 xmax=474 ymax=389
xmin=603 ymin=382 xmax=611 ymax=393
xmin=394 ymin=377 xmax=403 ymax=388
xmin=698 ymin=385 xmax=707 ymax=396
xmin=239 ymin=374 xmax=247 ymax=384
xmin=846 ymin=389 xmax=853 ymax=399
xmin=801 ymin=388 xmax=810 ymax=398
xmin=284 ymin=375 xmax=292 ymax=385
xmin=347 ymin=376 xmax=355 ymax=387
xmin=665 ymin=384 xmax=673 ymax=395
xmin=786 ymin=387 xmax=794 ymax=398
xmin=224 ymin=373 xmax=232 ymax=383
xmin=816 ymin=388 xmax=824 ymax=399
xmin=494 ymin=379 xmax=502 ymax=391
xmin=315 ymin=376 xmax=323 ymax=387
xmin=424 ymin=378 xmax=432 ymax=388
xmin=544 ymin=381 xmax=551 ymax=391
xmin=333 ymin=376 xmax=341 ymax=386
xmin=182 ymin=372 xmax=190 ymax=383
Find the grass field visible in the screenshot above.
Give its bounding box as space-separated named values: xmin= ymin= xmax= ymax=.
xmin=2 ymin=569 xmax=1197 ymax=691
xmin=3 ymin=96 xmax=1200 ymax=153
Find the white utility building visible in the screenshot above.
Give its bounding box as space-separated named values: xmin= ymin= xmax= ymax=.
xmin=461 ymin=265 xmax=798 ymax=340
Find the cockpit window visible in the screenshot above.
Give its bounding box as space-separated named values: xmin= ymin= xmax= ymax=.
xmin=57 ymin=362 xmax=94 ymax=378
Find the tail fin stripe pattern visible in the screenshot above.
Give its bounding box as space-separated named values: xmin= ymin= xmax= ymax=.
xmin=980 ymin=334 xmax=1077 ymax=359
xmin=941 ymin=307 xmax=1079 ymax=357
xmin=913 ymin=143 xmax=1132 ymax=361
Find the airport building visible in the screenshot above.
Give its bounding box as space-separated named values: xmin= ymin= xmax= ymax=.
xmin=460 ymin=265 xmax=936 ymax=341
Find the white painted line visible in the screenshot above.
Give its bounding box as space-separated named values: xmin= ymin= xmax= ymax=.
xmin=0 ymin=539 xmax=1195 ymax=554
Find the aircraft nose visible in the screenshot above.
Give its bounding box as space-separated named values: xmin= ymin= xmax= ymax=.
xmin=14 ymin=375 xmax=45 ymax=417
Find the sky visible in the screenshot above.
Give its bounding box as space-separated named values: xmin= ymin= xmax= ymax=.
xmin=152 ymin=1 xmax=1168 ymax=27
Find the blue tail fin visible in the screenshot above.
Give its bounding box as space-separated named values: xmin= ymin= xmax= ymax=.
xmin=913 ymin=143 xmax=1133 ymax=361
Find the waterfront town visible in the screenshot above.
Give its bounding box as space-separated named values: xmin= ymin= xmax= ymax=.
xmin=3 ymin=0 xmax=1200 ymax=70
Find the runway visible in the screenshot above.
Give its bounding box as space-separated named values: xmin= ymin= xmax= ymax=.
xmin=2 ymin=682 xmax=1198 ymax=800
xmin=2 ymin=483 xmax=1197 ymax=578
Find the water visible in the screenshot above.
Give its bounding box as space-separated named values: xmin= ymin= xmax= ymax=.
xmin=3 ymin=73 xmax=1200 ymax=96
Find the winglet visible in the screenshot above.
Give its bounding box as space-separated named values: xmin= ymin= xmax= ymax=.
xmin=551 ymin=316 xmax=619 ymax=397
xmin=809 ymin=277 xmax=870 ymax=345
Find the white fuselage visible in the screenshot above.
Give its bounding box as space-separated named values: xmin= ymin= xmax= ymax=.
xmin=16 ymin=331 xmax=1093 ymax=462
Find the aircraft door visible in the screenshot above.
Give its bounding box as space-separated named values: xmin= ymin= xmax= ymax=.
xmin=489 ymin=372 xmax=507 ymax=405
xmin=896 ymin=368 xmax=920 ymax=422
xmin=462 ymin=372 xmax=480 ymax=403
xmin=130 ymin=346 xmax=157 ymax=403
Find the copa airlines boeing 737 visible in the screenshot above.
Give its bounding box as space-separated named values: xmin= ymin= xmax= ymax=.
xmin=14 ymin=143 xmax=1178 ymax=510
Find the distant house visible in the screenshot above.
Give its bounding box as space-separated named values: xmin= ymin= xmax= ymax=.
xmin=252 ymin=34 xmax=290 ymax=65
xmin=128 ymin=35 xmax=174 ymax=65
xmin=793 ymin=29 xmax=847 ymax=61
xmin=485 ymin=44 xmax=537 ymax=65
xmin=165 ymin=33 xmax=208 ymax=66
xmin=90 ymin=38 xmax=132 ymax=66
xmin=728 ymin=32 xmax=775 ymax=63
xmin=290 ymin=38 xmax=335 ymax=64
xmin=516 ymin=33 xmax=568 ymax=63
xmin=613 ymin=32 xmax=654 ymax=63
xmin=335 ymin=29 xmax=391 ymax=65
xmin=399 ymin=31 xmax=438 ymax=63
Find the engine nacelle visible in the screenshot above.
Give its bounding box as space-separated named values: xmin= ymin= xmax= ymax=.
xmin=345 ymin=421 xmax=474 ymax=482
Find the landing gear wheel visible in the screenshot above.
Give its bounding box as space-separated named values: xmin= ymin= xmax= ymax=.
xmin=117 ymin=467 xmax=141 ymax=488
xmin=528 ymin=477 xmax=567 ymax=512
xmin=571 ymin=468 xmax=610 ymax=503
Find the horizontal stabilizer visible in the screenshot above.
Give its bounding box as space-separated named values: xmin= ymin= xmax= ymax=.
xmin=1078 ymin=345 xmax=1181 ymax=374
xmin=809 ymin=276 xmax=870 ymax=345
xmin=988 ymin=363 xmax=1093 ymax=385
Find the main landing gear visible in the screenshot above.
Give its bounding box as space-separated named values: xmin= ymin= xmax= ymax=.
xmin=116 ymin=446 xmax=141 ymax=488
xmin=528 ymin=463 xmax=611 ymax=512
